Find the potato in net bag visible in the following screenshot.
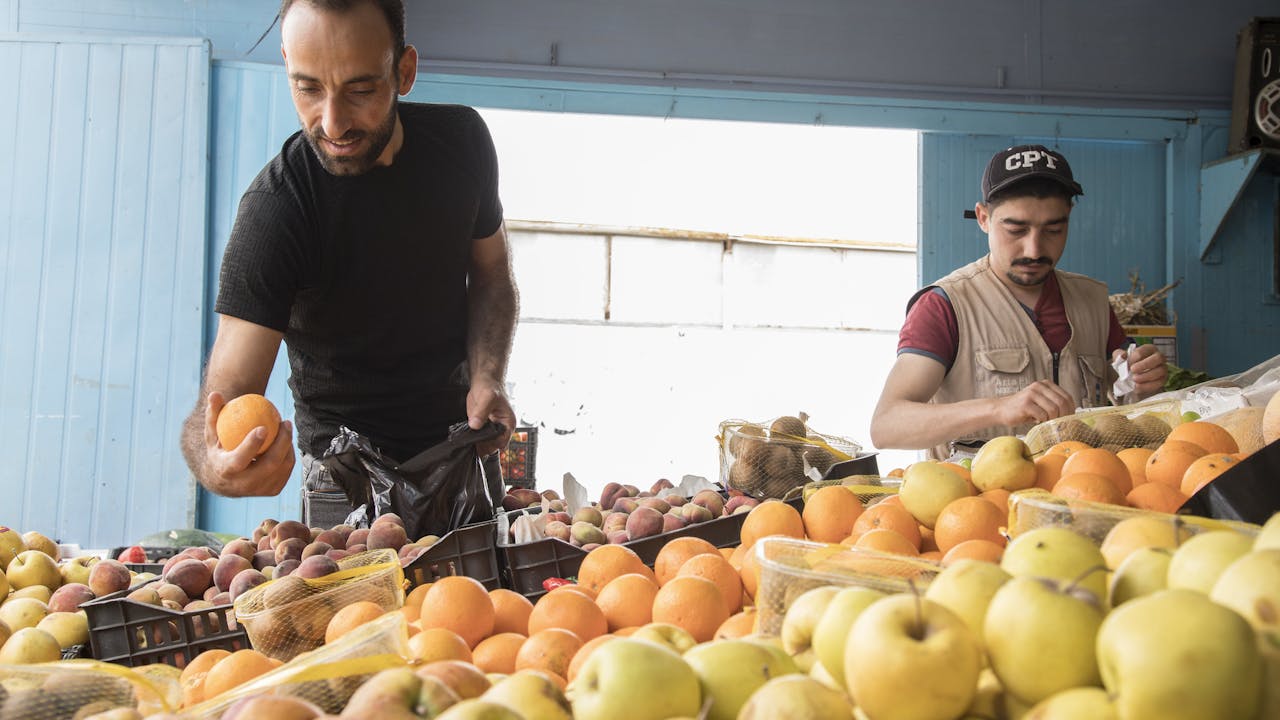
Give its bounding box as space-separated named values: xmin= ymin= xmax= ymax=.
xmin=181 ymin=611 xmax=410 ymax=719
xmin=233 ymin=549 xmax=404 ymax=663
xmin=0 ymin=659 xmax=181 ymax=719
xmin=719 ymin=415 xmax=862 ymax=498
xmin=1022 ymin=399 xmax=1182 ymax=456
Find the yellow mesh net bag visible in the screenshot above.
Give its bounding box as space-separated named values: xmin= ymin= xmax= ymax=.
xmin=233 ymin=548 xmax=405 ymax=662
xmin=718 ymin=416 xmax=862 ymax=498
xmin=0 ymin=660 xmax=181 ymax=719
xmin=1006 ymin=488 xmax=1262 ymax=543
xmin=1022 ymin=399 xmax=1183 ymax=456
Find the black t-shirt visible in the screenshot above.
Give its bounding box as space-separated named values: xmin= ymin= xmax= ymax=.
xmin=215 ymin=103 xmax=503 ymax=461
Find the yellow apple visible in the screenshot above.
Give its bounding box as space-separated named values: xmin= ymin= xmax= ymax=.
xmin=434 ymin=699 xmax=524 ymax=720
xmin=0 ymin=617 xmax=10 ymax=648
xmin=36 ymin=611 xmax=89 ymax=648
xmin=6 ymin=550 xmax=62 ymax=591
xmin=983 ymin=576 xmax=1103 ymax=705
xmin=0 ymin=626 xmax=61 ymax=663
xmin=0 ymin=526 xmax=24 ymax=569
xmin=629 ymin=622 xmax=696 ymax=655
xmin=780 ymin=585 xmax=840 ymax=671
xmin=1000 ymin=527 xmax=1108 ymax=603
xmin=10 ymin=585 xmax=51 ymax=603
xmin=1166 ymin=530 xmax=1253 ymax=594
xmin=1108 ymin=546 xmax=1171 ymax=607
xmin=570 ymin=638 xmax=701 ymax=720
xmin=900 ymin=461 xmax=972 ymax=528
xmin=811 ymin=586 xmax=884 ymax=689
xmin=59 ymin=555 xmax=99 ymax=586
xmin=738 ymin=674 xmax=853 ymax=719
xmin=845 ymin=595 xmax=981 ymax=720
xmin=924 ymin=558 xmax=1011 ymax=653
xmin=966 ymin=668 xmax=1004 ymax=719
xmin=1209 ymin=548 xmax=1280 ymax=636
xmin=481 ymin=670 xmax=571 ymax=720
xmin=1098 ymin=588 xmax=1261 ymax=719
xmin=1024 ymin=686 xmax=1117 ymax=719
xmin=1256 ymin=511 xmax=1280 ymax=551
xmin=21 ymin=531 xmax=59 ymax=560
xmin=1098 ymin=515 xmax=1191 ymax=570
xmin=684 ymin=639 xmax=800 ymax=720
xmin=807 ymin=660 xmax=843 ymax=692
xmin=971 ymin=436 xmax=1036 ymax=492
xmin=0 ymin=597 xmax=49 ymax=631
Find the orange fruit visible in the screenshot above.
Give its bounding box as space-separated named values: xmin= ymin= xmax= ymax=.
xmin=595 ymin=573 xmax=658 ymax=631
xmin=471 ymin=632 xmax=526 ymax=674
xmin=875 ymin=494 xmax=905 ymax=508
xmin=801 ymin=486 xmax=864 ymax=543
xmin=202 ymin=649 xmax=278 ymax=700
xmin=566 ymin=635 xmax=616 ymax=684
xmin=919 ymin=525 xmax=940 ymax=553
xmin=1166 ymin=421 xmax=1239 ymax=455
xmin=855 ymin=528 xmax=920 ymax=556
xmin=933 ymin=496 xmax=1007 ymax=554
xmin=675 ymin=553 xmax=744 ymax=615
xmin=651 ymin=575 xmax=730 ymax=643
xmin=489 ymin=589 xmax=534 ymax=636
xmin=325 ymin=600 xmax=387 ymax=644
xmin=1115 ymin=447 xmax=1154 ymax=488
xmin=406 ymin=583 xmax=432 ymax=610
xmin=941 ymin=539 xmax=1005 ymax=565
xmin=1180 ymin=454 xmax=1240 ymax=497
xmin=1051 ymin=473 xmax=1126 ymax=506
xmin=740 ymin=500 xmax=805 ymax=549
xmin=851 ymin=502 xmax=922 ymax=551
xmin=180 ymin=648 xmax=231 ymax=706
xmin=407 ymin=627 xmax=473 ymax=664
xmin=528 ymin=587 xmax=607 ymax=642
xmin=1046 ymin=440 xmax=1092 ymax=456
xmin=740 ymin=538 xmax=765 ymax=600
xmin=419 ymin=576 xmax=496 ymax=648
xmin=920 ymin=550 xmax=944 ymax=562
xmin=547 ymin=583 xmax=597 ymax=601
xmin=980 ymin=488 xmax=1012 ymax=514
xmin=215 ymin=393 xmax=281 ymax=455
xmin=886 ymin=467 xmax=905 ymax=478
xmin=654 ymin=537 xmax=719 ymax=586
xmin=1125 ymin=482 xmax=1187 ymax=514
xmin=1034 ymin=453 xmax=1068 ymax=491
xmin=1145 ymin=441 xmax=1208 ymax=489
xmin=613 ymin=626 xmax=639 ymax=637
xmin=727 ymin=544 xmax=747 ymax=571
xmin=940 ymin=462 xmax=972 ymax=481
xmin=714 ymin=608 xmax=758 ymax=640
xmin=577 ymin=545 xmax=650 ymax=594
xmin=1060 ymin=448 xmax=1133 ymax=495
xmin=514 ymin=627 xmax=583 ymax=679
xmin=400 ymin=605 xmax=420 ymax=626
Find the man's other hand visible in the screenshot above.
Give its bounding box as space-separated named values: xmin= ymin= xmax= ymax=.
xmin=1124 ymin=344 xmax=1168 ymax=399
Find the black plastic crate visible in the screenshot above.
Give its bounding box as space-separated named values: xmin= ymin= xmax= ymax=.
xmin=497 ymin=496 xmax=799 ymax=601
xmin=107 ymin=546 xmax=182 ymax=575
xmin=81 ymin=578 xmax=248 ymax=668
xmin=403 ymin=519 xmax=502 ymax=591
xmin=499 ymin=427 xmax=538 ymax=489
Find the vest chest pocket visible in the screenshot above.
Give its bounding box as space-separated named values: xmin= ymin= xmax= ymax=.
xmin=974 ymin=347 xmax=1032 ymax=398
xmin=1076 ymin=354 xmax=1111 ymax=407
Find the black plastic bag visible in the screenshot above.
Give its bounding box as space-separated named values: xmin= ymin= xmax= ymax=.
xmin=320 ymin=421 xmax=505 ymax=540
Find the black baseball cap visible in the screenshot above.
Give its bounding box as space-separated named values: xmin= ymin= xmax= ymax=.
xmin=963 ymin=144 xmax=1084 ymax=218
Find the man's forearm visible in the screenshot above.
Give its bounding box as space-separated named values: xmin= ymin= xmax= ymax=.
xmin=467 ymin=272 xmax=519 ymax=385
xmin=871 ymin=397 xmax=1000 ymax=450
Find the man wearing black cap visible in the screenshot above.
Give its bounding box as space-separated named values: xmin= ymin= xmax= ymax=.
xmin=870 ymin=145 xmax=1167 ymax=459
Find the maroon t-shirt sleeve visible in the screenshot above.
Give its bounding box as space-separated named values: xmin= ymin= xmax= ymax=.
xmin=1106 ymin=309 xmax=1128 ymax=356
xmin=898 ymin=288 xmax=958 ymax=370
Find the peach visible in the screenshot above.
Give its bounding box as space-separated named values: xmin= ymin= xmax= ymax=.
xmin=691 ymin=490 xmax=725 ymax=517
xmin=48 ymin=583 xmax=96 ymax=613
xmin=314 ymin=529 xmax=345 ymax=549
xmin=347 ymin=528 xmax=370 ymax=547
xmin=662 ymin=514 xmax=687 ymax=533
xmin=544 ymin=521 xmax=571 ymax=542
xmin=127 ymin=586 xmax=161 ymax=605
xmin=546 ymin=512 xmax=571 ymax=525
xmin=547 ymin=499 xmax=567 ymax=513
xmin=723 ymin=496 xmax=759 ymax=515
xmin=257 ymin=535 xmax=272 ymax=551
xmin=345 ymin=544 xmax=367 ymax=555
xmin=612 ymin=498 xmax=639 ymax=513
xmin=88 ymin=559 xmax=132 ymax=597
xmin=208 ymin=591 xmax=231 ymax=606
xmin=603 ymin=513 xmax=628 ymax=533
xmin=274 ymin=559 xmax=300 ymax=578
xmin=269 ymin=520 xmax=312 ymax=548
xmin=637 ymin=497 xmax=671 ymax=514
xmin=213 ymin=555 xmax=253 ymax=592
xmin=663 ymin=493 xmax=687 ymax=507
xmin=252 ymin=550 xmax=276 ymax=571
xmin=680 ymin=503 xmax=714 ymax=524
xmin=650 ymin=478 xmax=675 ymax=495
xmin=625 ymin=507 xmax=664 ymax=540
xmin=156 ymin=582 xmax=191 ymax=607
xmin=229 ymin=569 xmax=268 ymax=601
xmin=165 ymin=558 xmax=213 ymax=599
xmin=573 ymin=506 xmax=604 ymax=527
xmin=606 ymin=530 xmax=630 ymax=545
xmin=294 ymin=555 xmax=340 ymax=580
xmin=373 ymin=512 xmax=405 ymax=528
xmin=274 ymin=537 xmax=306 ymax=565
xmin=367 ymin=524 xmax=409 ymax=551
xmin=622 ymin=484 xmax=640 ymax=497
xmin=301 ymin=541 xmax=332 ymax=560
xmin=220 ymin=539 xmax=257 ymax=562
xmin=599 ymin=482 xmax=627 ymax=511
xmin=204 ymin=585 xmax=221 ymax=601
xmin=309 ymin=527 xmax=324 ymax=542
xmin=184 ymin=547 xmax=216 ymax=562
xmin=325 ymin=549 xmax=351 ymax=563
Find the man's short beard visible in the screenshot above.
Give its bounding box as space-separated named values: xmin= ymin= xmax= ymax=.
xmin=305 ymin=95 xmax=399 ymax=176
xmin=1006 ymin=270 xmax=1049 ymax=287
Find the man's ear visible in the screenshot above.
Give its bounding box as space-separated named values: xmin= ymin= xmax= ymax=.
xmin=973 ymin=202 xmax=991 ymax=233
xmin=397 ymin=45 xmax=418 ymax=96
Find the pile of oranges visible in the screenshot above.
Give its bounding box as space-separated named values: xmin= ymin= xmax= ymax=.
xmin=1034 ymin=420 xmax=1247 ymax=514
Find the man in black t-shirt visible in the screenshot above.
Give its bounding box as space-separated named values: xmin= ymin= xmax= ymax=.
xmin=180 ymin=0 xmax=518 ymax=511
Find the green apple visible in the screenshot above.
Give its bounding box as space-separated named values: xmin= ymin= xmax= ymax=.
xmin=924 ymin=558 xmax=1011 ymax=654
xmin=482 ymin=669 xmax=571 ymax=720
xmin=1024 ymin=687 xmax=1116 ymax=719
xmin=570 ymin=638 xmax=701 ymax=720
xmin=59 ymin=555 xmax=99 ymax=586
xmin=845 ymin=594 xmax=981 ymax=720
xmin=1108 ymin=546 xmax=1171 ymax=607
xmin=971 ymin=436 xmax=1036 ymax=492
xmin=812 ymin=586 xmax=884 ymax=689
xmin=1209 ymin=548 xmax=1280 ymax=637
xmin=629 ymin=622 xmax=697 ymax=655
xmin=0 ymin=626 xmax=60 ymax=663
xmin=684 ymin=639 xmax=800 ymax=720
xmin=1166 ymin=530 xmax=1253 ymax=594
xmin=6 ymin=550 xmax=62 ymax=591
xmin=1000 ymin=527 xmax=1109 ymax=604
xmin=984 ymin=576 xmax=1103 ymax=705
xmin=780 ymin=585 xmax=840 ymax=671
xmin=1255 ymin=511 xmax=1280 ymax=551
xmin=0 ymin=526 xmax=24 ymax=570
xmin=738 ymin=674 xmax=853 ymax=720
xmin=1097 ymin=588 xmax=1261 ymax=720
xmin=900 ymin=461 xmax=972 ymax=528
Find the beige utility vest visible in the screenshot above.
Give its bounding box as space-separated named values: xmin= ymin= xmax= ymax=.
xmin=918 ymin=255 xmax=1116 ymax=460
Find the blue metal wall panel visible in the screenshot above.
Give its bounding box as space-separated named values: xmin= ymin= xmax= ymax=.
xmin=0 ymin=34 xmax=208 ymax=547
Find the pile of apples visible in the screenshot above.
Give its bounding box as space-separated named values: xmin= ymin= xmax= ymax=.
xmin=767 ymin=509 xmax=1280 ymax=719
xmin=502 ymin=479 xmax=759 ymax=547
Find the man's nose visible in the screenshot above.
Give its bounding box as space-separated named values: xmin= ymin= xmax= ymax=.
xmin=321 ymin=97 xmax=352 ymax=140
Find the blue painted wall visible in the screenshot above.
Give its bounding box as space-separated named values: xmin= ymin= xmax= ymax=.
xmin=0 ymin=34 xmax=209 ymax=547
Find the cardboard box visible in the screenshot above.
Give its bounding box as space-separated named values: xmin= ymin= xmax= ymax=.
xmin=1123 ymin=324 xmax=1177 ymax=366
